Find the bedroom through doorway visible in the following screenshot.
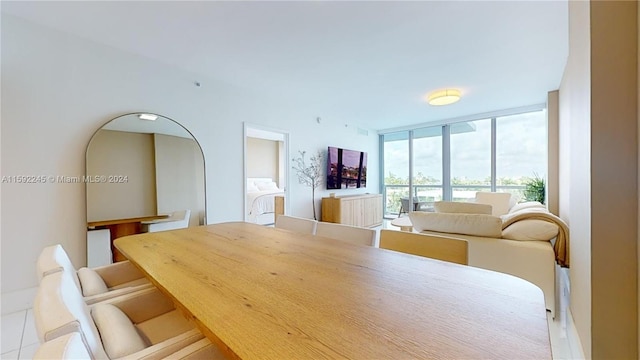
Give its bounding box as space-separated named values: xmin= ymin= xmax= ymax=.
xmin=243 ymin=123 xmax=289 ymax=225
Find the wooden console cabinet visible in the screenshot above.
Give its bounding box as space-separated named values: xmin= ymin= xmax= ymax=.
xmin=321 ymin=194 xmax=383 ymax=228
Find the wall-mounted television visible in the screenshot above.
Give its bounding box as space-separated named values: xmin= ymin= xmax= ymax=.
xmin=327 ymin=146 xmax=367 ymax=189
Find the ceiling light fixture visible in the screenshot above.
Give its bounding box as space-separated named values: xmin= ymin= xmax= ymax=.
xmin=427 ymin=89 xmax=461 ymax=106
xmin=138 ymin=114 xmax=158 ymax=121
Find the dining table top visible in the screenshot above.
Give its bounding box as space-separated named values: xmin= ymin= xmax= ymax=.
xmin=115 ymin=221 xmax=551 ymax=360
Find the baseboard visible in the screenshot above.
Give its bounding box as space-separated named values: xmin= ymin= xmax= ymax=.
xmin=1 ymin=287 xmax=38 ymax=315
xmin=566 ymin=307 xmax=587 ymax=359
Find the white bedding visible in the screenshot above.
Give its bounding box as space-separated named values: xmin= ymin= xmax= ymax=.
xmin=246 ymin=178 xmax=284 ymax=224
xmin=246 ymin=188 xmax=284 ymax=223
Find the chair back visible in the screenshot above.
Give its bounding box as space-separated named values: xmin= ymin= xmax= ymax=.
xmin=34 ymin=271 xmax=108 ymax=359
xmin=379 ymin=230 xmax=468 ymax=265
xmin=275 ymin=215 xmax=317 ymax=234
xmin=315 ymin=222 xmax=375 ymax=246
xmin=36 ymin=244 xmax=81 ymax=290
xmin=33 ymin=333 xmax=92 ymax=360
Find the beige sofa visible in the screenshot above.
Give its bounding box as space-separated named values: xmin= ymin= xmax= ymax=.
xmin=408 ymin=194 xmax=569 ymax=317
xmin=418 ymin=229 xmax=556 ymax=316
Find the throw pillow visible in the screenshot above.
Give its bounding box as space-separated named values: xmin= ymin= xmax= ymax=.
xmin=502 ymin=219 xmax=559 ymax=241
xmin=508 ymin=201 xmax=546 ymax=214
xmin=409 ymin=212 xmax=502 ymax=238
xmin=256 ymin=181 xmax=279 ymax=191
xmin=434 ymin=201 xmax=492 ymax=215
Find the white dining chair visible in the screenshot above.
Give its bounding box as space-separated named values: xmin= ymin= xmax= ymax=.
xmin=33 ymin=333 xmax=91 ymax=360
xmin=141 ymin=209 xmax=191 ymax=233
xmin=274 ymin=215 xmax=318 ymax=234
xmin=34 ymin=271 xmax=207 ymax=359
xmin=33 ymin=332 xmax=226 ymax=360
xmin=379 ymin=230 xmax=469 ymax=265
xmin=315 ymin=222 xmax=376 ymax=246
xmin=37 ymin=244 xmax=152 ymax=304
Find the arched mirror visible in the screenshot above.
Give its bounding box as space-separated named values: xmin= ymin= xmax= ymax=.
xmin=86 ymin=113 xmax=205 ymax=264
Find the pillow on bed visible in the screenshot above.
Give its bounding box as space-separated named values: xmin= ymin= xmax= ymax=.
xmin=256 ymin=181 xmax=279 ymax=191
xmin=502 ymin=219 xmax=559 ymax=241
xmin=434 ymin=201 xmax=492 ymax=215
xmin=409 ymin=212 xmax=502 ymax=238
xmin=247 ymin=182 xmax=259 ymax=192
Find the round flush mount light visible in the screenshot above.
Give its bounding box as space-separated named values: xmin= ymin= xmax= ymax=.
xmin=427 ymin=89 xmax=461 ymax=106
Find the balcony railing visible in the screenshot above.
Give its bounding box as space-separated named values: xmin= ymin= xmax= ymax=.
xmin=383 ymin=184 xmax=526 ymax=218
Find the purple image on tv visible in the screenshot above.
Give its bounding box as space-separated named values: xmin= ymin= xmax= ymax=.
xmin=327 ymin=146 xmax=367 ymax=190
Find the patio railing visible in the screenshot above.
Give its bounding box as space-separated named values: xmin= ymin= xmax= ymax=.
xmin=383 ymin=184 xmax=526 ymax=218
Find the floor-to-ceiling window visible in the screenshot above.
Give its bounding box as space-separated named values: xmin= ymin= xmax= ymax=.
xmin=380 ymin=107 xmax=547 ymax=218
xmin=495 ymin=112 xmax=547 ymax=200
xmin=412 ymin=126 xmax=443 ymax=205
xmin=450 ymin=119 xmax=491 ymax=202
xmin=382 ymin=132 xmax=410 ymax=216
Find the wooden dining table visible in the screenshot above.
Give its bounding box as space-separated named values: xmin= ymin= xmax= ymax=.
xmin=115 ymin=222 xmax=551 ymax=360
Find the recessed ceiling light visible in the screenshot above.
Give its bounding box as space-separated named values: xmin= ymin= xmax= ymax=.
xmin=427 ymin=89 xmax=461 ymax=106
xmin=138 ymin=114 xmax=158 ymax=121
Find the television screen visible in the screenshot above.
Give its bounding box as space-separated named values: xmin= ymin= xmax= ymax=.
xmin=327 ymin=146 xmax=367 ymax=189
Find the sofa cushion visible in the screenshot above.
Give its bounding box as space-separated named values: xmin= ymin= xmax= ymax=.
xmin=92 ymin=303 xmax=148 ymax=358
xmin=409 ymin=212 xmax=502 ymax=238
xmin=474 ymin=192 xmax=512 ymax=216
xmin=77 ymin=267 xmax=108 ymax=297
xmin=434 ymin=201 xmax=492 ymax=215
xmin=502 ymin=219 xmax=559 ymax=241
xmin=508 ymin=201 xmax=546 ymax=214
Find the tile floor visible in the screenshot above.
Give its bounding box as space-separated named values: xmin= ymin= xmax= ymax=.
xmin=1 ymin=309 xmax=39 ymax=360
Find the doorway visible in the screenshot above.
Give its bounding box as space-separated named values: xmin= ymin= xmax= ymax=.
xmin=243 ymin=123 xmax=289 ymax=225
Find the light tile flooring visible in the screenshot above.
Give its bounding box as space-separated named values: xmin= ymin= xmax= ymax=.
xmin=1 ymin=309 xmax=39 ymax=360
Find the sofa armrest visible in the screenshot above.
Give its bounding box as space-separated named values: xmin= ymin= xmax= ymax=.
xmin=93 ymin=260 xmax=145 ymax=287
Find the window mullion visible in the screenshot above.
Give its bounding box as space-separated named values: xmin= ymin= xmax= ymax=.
xmin=491 ymin=117 xmax=497 ymax=192
xmin=443 ymin=125 xmax=451 ymax=201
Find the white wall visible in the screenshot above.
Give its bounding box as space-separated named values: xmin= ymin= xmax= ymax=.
xmin=0 ymin=15 xmax=379 ymax=294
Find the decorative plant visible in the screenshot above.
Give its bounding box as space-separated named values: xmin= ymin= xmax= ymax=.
xmin=523 ymin=173 xmax=546 ymax=204
xmin=292 ymin=150 xmax=324 ymax=220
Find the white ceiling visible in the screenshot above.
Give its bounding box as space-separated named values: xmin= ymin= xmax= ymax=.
xmin=2 ymin=1 xmax=568 ymax=131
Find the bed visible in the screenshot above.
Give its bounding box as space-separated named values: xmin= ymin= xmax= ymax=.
xmin=246 ymin=178 xmax=285 ymax=225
